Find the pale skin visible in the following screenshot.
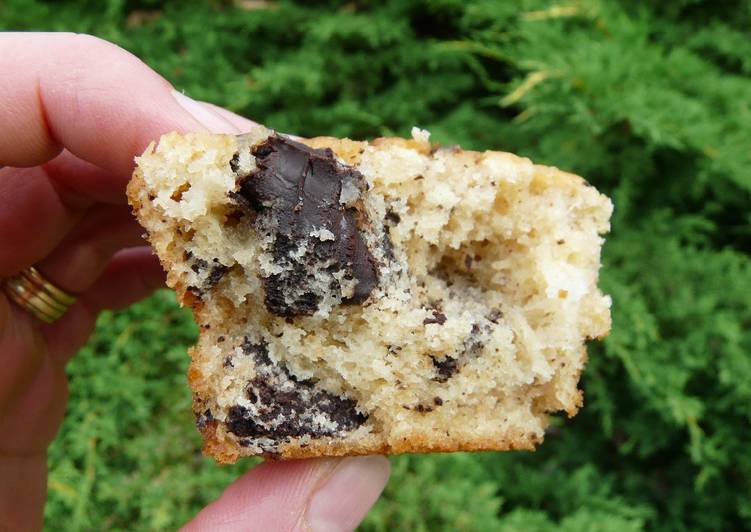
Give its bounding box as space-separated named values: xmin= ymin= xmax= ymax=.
xmin=0 ymin=32 xmax=390 ymax=531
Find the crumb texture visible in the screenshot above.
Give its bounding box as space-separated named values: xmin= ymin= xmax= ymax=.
xmin=128 ymin=127 xmax=612 ymax=463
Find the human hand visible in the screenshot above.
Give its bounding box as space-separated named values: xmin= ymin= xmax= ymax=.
xmin=0 ymin=32 xmax=389 ymax=531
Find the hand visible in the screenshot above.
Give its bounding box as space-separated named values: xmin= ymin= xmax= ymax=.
xmin=0 ymin=32 xmax=389 ymax=531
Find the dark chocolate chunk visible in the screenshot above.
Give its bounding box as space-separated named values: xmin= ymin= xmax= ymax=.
xmin=236 ymin=134 xmax=378 ymax=317
xmin=228 ymin=190 xmax=253 ymax=211
xmin=227 ymin=405 xmax=260 ymax=438
xmin=227 ymin=380 xmax=365 ymax=440
xmin=227 ymin=338 xmax=367 ymax=441
xmin=431 ymin=355 xmax=459 ymax=382
xmin=424 ymin=310 xmax=447 ymax=325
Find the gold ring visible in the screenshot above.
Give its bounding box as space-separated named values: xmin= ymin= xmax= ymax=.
xmin=2 ymin=266 xmax=76 ymax=323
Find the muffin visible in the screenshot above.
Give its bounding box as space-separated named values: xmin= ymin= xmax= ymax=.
xmin=127 ymin=126 xmax=612 ymax=463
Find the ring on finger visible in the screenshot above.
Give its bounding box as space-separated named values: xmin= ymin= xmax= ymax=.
xmin=2 ymin=266 xmax=76 ymax=323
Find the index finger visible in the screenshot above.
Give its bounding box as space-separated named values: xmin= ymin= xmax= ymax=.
xmin=0 ymin=32 xmax=205 ymax=178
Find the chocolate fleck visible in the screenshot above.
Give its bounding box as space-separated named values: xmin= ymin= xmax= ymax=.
xmin=488 ymin=309 xmax=503 ymax=323
xmin=424 ymin=310 xmax=447 ymax=325
xmin=190 ymin=257 xmax=208 ymax=274
xmin=433 ymin=396 xmax=443 ymax=406
xmin=190 ymin=256 xmax=228 ymax=290
xmin=187 ymin=285 xmax=203 ymax=298
xmin=430 ymin=323 xmax=488 ymax=382
xmin=236 ymin=134 xmax=378 ymax=317
xmin=206 ymin=263 xmax=229 ymax=289
xmin=229 ymin=152 xmax=240 ymax=173
xmin=195 ymin=409 xmax=214 ymax=430
xmin=381 ymin=222 xmax=397 ymax=263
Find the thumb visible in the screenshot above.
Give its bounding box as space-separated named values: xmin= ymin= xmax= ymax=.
xmin=182 ymin=456 xmax=390 ymax=532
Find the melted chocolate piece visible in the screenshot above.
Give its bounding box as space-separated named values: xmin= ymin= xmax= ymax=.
xmin=227 ymin=339 xmax=367 ymax=440
xmin=236 ymin=134 xmax=378 ymax=317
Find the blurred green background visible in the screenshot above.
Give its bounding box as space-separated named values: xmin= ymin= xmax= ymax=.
xmin=3 ymin=0 xmax=750 ymax=530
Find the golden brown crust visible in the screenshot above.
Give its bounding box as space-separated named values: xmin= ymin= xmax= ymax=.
xmin=303 ymin=136 xmax=367 ymax=165
xmin=198 ymin=419 xmax=540 ymax=464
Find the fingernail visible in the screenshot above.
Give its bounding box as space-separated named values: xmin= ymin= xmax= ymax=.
xmin=306 ymin=456 xmax=390 ymax=532
xmin=172 ymin=90 xmax=240 ymax=133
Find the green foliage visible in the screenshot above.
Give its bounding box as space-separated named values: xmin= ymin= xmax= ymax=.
xmin=42 ymin=292 xmax=253 ymax=530
xmin=1 ymin=0 xmax=749 ymax=529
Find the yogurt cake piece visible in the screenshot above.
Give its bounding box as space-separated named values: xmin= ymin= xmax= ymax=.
xmin=127 ymin=126 xmax=612 ymax=463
